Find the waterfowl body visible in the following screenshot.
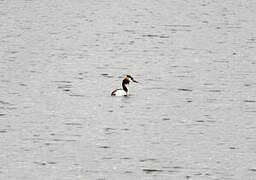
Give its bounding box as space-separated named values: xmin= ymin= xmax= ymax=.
xmin=111 ymin=75 xmax=138 ymax=96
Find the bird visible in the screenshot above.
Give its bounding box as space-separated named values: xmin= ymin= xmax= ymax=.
xmin=111 ymin=75 xmax=138 ymax=96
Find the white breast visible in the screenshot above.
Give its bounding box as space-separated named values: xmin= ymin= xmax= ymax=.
xmin=114 ymin=89 xmax=127 ymax=96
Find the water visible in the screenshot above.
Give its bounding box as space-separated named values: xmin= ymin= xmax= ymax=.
xmin=0 ymin=0 xmax=256 ymax=179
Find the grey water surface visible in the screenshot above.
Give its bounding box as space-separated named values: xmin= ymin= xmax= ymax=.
xmin=0 ymin=0 xmax=256 ymax=179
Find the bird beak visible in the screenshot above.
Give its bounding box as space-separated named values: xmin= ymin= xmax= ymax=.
xmin=132 ymin=79 xmax=139 ymax=83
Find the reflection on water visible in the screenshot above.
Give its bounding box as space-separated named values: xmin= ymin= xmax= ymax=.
xmin=0 ymin=0 xmax=256 ymax=179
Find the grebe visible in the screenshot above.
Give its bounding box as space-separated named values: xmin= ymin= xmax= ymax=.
xmin=111 ymin=75 xmax=138 ymax=96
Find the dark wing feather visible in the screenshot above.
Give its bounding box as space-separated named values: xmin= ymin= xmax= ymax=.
xmin=111 ymin=89 xmax=122 ymax=96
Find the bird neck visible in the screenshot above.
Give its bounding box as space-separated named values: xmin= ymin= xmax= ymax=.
xmin=122 ymin=82 xmax=128 ymax=92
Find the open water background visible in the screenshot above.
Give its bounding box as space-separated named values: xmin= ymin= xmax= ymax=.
xmin=0 ymin=0 xmax=256 ymax=179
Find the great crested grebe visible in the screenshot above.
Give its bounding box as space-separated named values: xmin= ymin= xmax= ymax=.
xmin=111 ymin=75 xmax=138 ymax=96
